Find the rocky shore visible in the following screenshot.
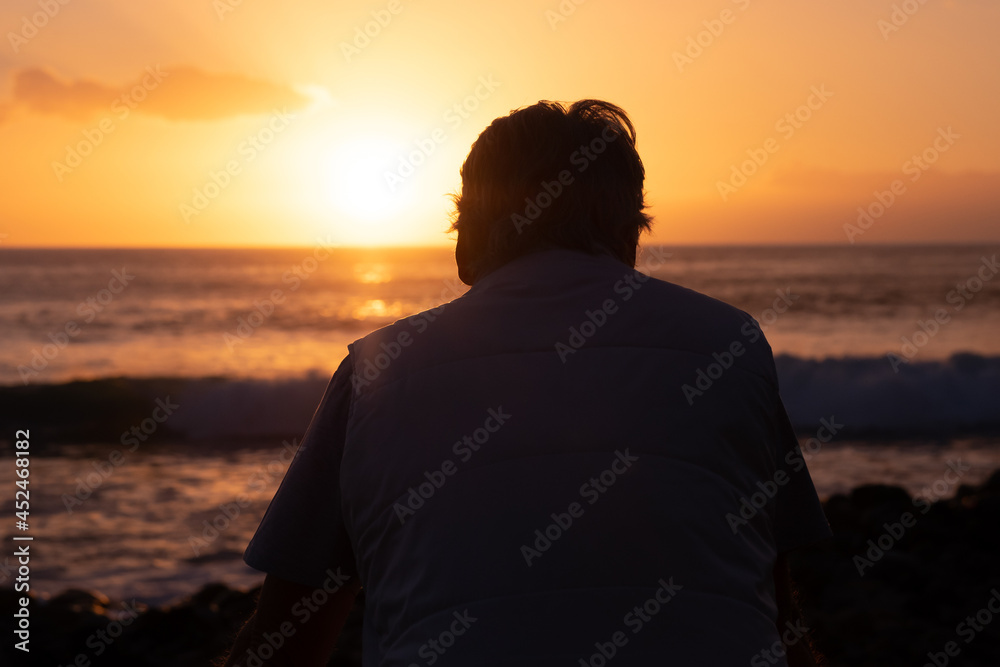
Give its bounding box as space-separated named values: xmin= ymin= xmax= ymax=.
xmin=792 ymin=469 xmax=1000 ymax=666
xmin=5 ymin=471 xmax=998 ymax=666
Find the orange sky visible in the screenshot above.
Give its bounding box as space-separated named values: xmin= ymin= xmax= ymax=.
xmin=1 ymin=0 xmax=998 ymax=247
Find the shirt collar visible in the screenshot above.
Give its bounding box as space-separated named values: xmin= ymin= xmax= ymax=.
xmin=465 ymin=248 xmax=631 ymax=296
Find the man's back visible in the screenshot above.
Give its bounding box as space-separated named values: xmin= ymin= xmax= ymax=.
xmin=339 ymin=248 xmax=828 ymax=665
xmin=231 ymin=100 xmax=829 ymax=667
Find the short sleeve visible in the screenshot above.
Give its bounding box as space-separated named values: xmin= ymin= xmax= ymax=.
xmin=243 ymin=355 xmax=359 ymax=587
xmin=770 ymin=395 xmax=833 ymax=553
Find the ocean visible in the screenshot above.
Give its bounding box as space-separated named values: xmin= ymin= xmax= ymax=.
xmin=1 ymin=244 xmax=998 ymax=605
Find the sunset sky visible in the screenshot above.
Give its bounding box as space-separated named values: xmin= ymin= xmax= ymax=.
xmin=1 ymin=0 xmax=998 ymax=247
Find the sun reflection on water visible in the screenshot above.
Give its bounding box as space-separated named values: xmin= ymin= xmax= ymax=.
xmin=354 ymin=263 xmax=392 ymax=284
xmin=352 ymin=299 xmax=403 ymax=321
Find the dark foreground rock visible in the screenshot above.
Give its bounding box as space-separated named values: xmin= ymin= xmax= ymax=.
xmin=790 ymin=469 xmax=1000 ymax=667
xmin=0 ymin=583 xmax=364 ymax=667
xmin=4 ymin=471 xmax=998 ymax=666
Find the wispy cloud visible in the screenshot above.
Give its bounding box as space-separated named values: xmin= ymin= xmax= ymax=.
xmin=2 ymin=66 xmax=312 ymax=122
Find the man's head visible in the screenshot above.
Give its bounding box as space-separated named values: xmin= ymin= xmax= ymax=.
xmin=450 ymin=99 xmax=652 ymax=284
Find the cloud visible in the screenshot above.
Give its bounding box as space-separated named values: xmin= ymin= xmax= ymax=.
xmin=3 ymin=66 xmax=312 ymax=122
xmin=11 ymin=69 xmax=112 ymax=119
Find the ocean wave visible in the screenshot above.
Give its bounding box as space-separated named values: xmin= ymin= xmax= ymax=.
xmin=2 ymin=354 xmax=998 ymax=445
xmin=0 ymin=375 xmax=330 ymax=446
xmin=775 ymin=352 xmax=1000 ymax=436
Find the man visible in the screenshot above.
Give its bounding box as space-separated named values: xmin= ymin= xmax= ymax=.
xmin=225 ymin=100 xmax=831 ymax=666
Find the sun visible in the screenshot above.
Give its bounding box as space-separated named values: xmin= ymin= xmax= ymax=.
xmin=296 ymin=119 xmax=455 ymax=245
xmin=316 ymin=134 xmax=412 ymax=223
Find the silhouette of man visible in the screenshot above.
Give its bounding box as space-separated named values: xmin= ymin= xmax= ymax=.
xmin=225 ymin=100 xmax=830 ymax=666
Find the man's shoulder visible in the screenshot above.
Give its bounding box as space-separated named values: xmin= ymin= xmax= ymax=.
xmin=345 ymin=295 xmax=468 ymax=392
xmin=346 ymin=253 xmax=777 ymax=390
xmin=627 ymin=274 xmax=777 ymax=383
xmin=349 ymin=298 xmax=458 ymax=351
xmin=643 ymin=273 xmax=752 ymax=319
xmin=635 ymin=273 xmax=762 ymax=339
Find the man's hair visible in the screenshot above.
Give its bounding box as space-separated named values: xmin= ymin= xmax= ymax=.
xmin=450 ymin=99 xmax=652 ymax=283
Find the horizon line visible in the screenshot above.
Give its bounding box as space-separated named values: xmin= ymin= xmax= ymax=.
xmin=1 ymin=240 xmax=998 ymax=251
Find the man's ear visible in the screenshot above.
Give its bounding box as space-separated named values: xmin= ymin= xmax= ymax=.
xmin=625 ymin=242 xmax=638 ymax=268
xmin=455 ymin=229 xmax=478 ymax=285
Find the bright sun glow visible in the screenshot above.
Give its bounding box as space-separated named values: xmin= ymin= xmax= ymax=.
xmin=317 ymin=135 xmax=409 ymax=222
